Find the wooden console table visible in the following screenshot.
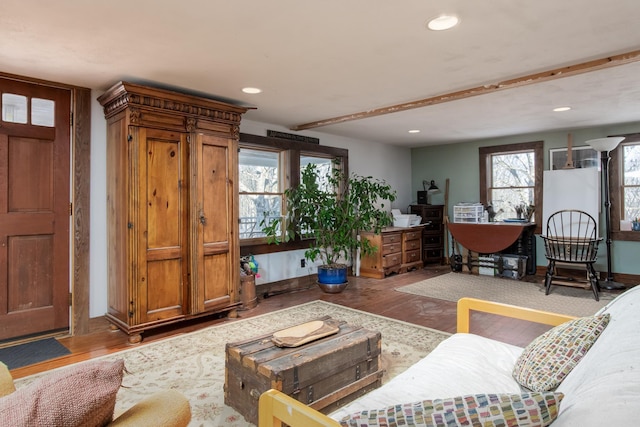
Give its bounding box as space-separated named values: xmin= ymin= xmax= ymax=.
xmin=448 ymin=222 xmax=536 ymax=276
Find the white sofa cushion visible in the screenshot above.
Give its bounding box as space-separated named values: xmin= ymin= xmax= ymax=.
xmin=553 ymin=285 xmax=640 ymax=427
xmin=330 ymin=333 xmax=523 ymax=421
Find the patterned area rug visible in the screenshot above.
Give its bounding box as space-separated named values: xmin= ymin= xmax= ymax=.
xmin=396 ymin=272 xmax=614 ymax=317
xmin=14 ymin=301 xmax=450 ymax=427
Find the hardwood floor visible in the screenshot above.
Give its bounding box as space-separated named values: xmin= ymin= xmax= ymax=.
xmin=9 ymin=265 xmax=552 ymax=380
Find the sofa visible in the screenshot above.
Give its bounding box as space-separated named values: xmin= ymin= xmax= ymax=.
xmin=258 ymin=284 xmax=640 ymax=427
xmin=0 ymin=359 xmax=191 ymax=426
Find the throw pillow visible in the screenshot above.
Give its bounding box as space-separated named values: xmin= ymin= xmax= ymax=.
xmin=0 ymin=359 xmax=124 ymax=427
xmin=513 ymin=313 xmax=610 ymax=392
xmin=339 ymin=392 xmax=563 ymax=427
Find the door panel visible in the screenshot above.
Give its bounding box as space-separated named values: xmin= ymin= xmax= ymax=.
xmin=8 ymin=235 xmax=53 ymax=310
xmin=204 ymin=254 xmax=229 ymax=302
xmin=192 ymin=133 xmax=236 ymax=312
xmin=136 ymin=127 xmax=188 ymax=323
xmin=0 ymin=78 xmax=70 ymax=340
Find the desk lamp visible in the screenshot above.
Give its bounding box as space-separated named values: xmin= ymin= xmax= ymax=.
xmin=426 ymin=180 xmax=440 ymax=204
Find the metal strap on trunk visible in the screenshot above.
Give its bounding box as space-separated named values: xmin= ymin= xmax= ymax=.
xmin=293 ymin=365 xmax=300 ymax=395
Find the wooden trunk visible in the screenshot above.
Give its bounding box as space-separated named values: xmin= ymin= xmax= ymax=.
xmin=224 ymin=317 xmax=383 ymax=425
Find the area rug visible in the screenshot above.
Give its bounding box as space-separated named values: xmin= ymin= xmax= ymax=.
xmin=0 ymin=337 xmax=71 ymax=370
xmin=396 ymin=272 xmax=614 ymax=317
xmin=14 ymin=301 xmax=450 ymax=427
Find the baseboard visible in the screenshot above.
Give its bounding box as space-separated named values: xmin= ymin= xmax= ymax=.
xmin=535 ymin=265 xmax=639 ymax=286
xmin=256 ymin=274 xmax=317 ymax=298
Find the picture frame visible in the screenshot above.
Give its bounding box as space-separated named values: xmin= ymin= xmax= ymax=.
xmin=549 ymin=146 xmax=599 ymax=170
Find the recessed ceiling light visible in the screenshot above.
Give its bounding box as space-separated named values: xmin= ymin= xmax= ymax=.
xmin=242 ymin=87 xmax=262 ymax=94
xmin=553 ymin=106 xmax=571 ymax=112
xmin=427 ymin=15 xmax=459 ymax=31
xmin=408 ymin=129 xmax=421 ymax=134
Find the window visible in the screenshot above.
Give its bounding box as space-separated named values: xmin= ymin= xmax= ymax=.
xmin=1 ymin=93 xmax=55 ymax=127
xmin=238 ymin=133 xmax=349 ymax=254
xmin=238 ymin=148 xmax=284 ymax=239
xmin=622 ymin=142 xmax=640 ymax=222
xmin=479 ymin=141 xmax=543 ymax=231
xmin=611 ymin=133 xmax=640 ymax=241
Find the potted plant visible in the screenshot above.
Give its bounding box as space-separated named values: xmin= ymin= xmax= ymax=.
xmin=262 ymin=160 xmax=396 ymax=292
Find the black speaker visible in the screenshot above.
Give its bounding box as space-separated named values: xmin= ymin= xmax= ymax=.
xmin=417 ymin=191 xmax=428 ymax=204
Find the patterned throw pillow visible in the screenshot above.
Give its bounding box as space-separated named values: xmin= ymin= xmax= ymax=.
xmin=0 ymin=359 xmax=124 ymax=427
xmin=513 ymin=313 xmax=610 ymax=392
xmin=339 ymin=392 xmax=563 ymax=427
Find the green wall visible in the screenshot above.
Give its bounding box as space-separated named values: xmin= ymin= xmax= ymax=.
xmin=411 ymin=121 xmax=640 ymax=275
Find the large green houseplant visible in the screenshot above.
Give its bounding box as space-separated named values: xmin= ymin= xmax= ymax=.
xmin=262 ymin=161 xmax=396 ymax=292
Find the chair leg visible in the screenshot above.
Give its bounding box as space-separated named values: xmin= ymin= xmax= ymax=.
xmin=587 ymin=264 xmax=600 ymax=301
xmin=544 ymin=261 xmax=555 ymax=295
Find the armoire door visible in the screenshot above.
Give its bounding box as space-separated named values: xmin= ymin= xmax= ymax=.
xmin=0 ymin=78 xmax=71 ymax=340
xmin=135 ymin=126 xmax=189 ymax=324
xmin=191 ymin=132 xmax=238 ymax=313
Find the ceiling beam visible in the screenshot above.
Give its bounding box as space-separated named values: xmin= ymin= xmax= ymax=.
xmin=290 ymin=49 xmax=640 ymax=131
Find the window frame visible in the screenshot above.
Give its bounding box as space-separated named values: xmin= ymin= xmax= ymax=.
xmin=610 ymin=133 xmax=640 ymax=242
xmin=238 ymin=132 xmax=348 ymax=256
xmin=479 ymin=141 xmax=543 ymax=234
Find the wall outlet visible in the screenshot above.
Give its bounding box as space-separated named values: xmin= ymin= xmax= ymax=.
xmin=300 ymin=259 xmax=306 ymax=268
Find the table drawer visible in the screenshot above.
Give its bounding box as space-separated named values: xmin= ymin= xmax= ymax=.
xmin=422 ymin=222 xmax=443 ymax=233
xmin=411 ymin=206 xmax=443 ymax=220
xmin=404 ymin=239 xmax=421 ymax=251
xmin=382 ymin=252 xmax=401 ymax=267
xmin=423 ymin=234 xmax=443 ymax=246
xmin=403 ymin=230 xmax=422 ymax=241
xmin=424 ymin=248 xmax=444 ymax=259
xmin=382 ymin=242 xmax=402 ymax=255
xmin=404 ymin=249 xmax=421 ymax=264
xmin=382 ymin=232 xmax=402 ymax=245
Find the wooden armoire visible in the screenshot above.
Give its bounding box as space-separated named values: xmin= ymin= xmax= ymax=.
xmin=98 ymin=82 xmax=248 ymax=342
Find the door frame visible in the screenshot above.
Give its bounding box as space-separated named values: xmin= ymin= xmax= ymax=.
xmin=1 ymin=72 xmax=92 ymax=336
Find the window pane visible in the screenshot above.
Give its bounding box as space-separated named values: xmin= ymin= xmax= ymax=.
xmin=623 ymin=143 xmax=640 ymax=221
xmin=301 ymin=155 xmax=333 ymax=191
xmin=623 ymin=188 xmax=640 ymax=222
xmin=239 ymin=148 xmax=281 ymax=239
xmin=623 ymin=144 xmax=640 ymax=186
xmin=239 ymin=148 xmax=279 ymax=192
xmin=239 ymin=194 xmax=282 ymax=239
xmin=31 ymin=98 xmax=55 ymax=127
xmin=492 ymin=152 xmax=535 ymax=187
xmin=490 ymin=188 xmax=535 ymax=221
xmin=2 ymin=93 xmax=28 ymax=123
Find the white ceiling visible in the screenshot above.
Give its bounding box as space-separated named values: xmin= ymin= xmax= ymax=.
xmin=2 ymin=0 xmax=640 ymax=147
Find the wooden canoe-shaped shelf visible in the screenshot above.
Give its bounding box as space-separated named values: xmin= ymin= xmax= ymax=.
xmin=272 ymin=319 xmax=341 ymax=347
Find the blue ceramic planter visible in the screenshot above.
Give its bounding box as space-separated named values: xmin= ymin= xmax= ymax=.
xmin=317 ymin=265 xmax=347 ymax=284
